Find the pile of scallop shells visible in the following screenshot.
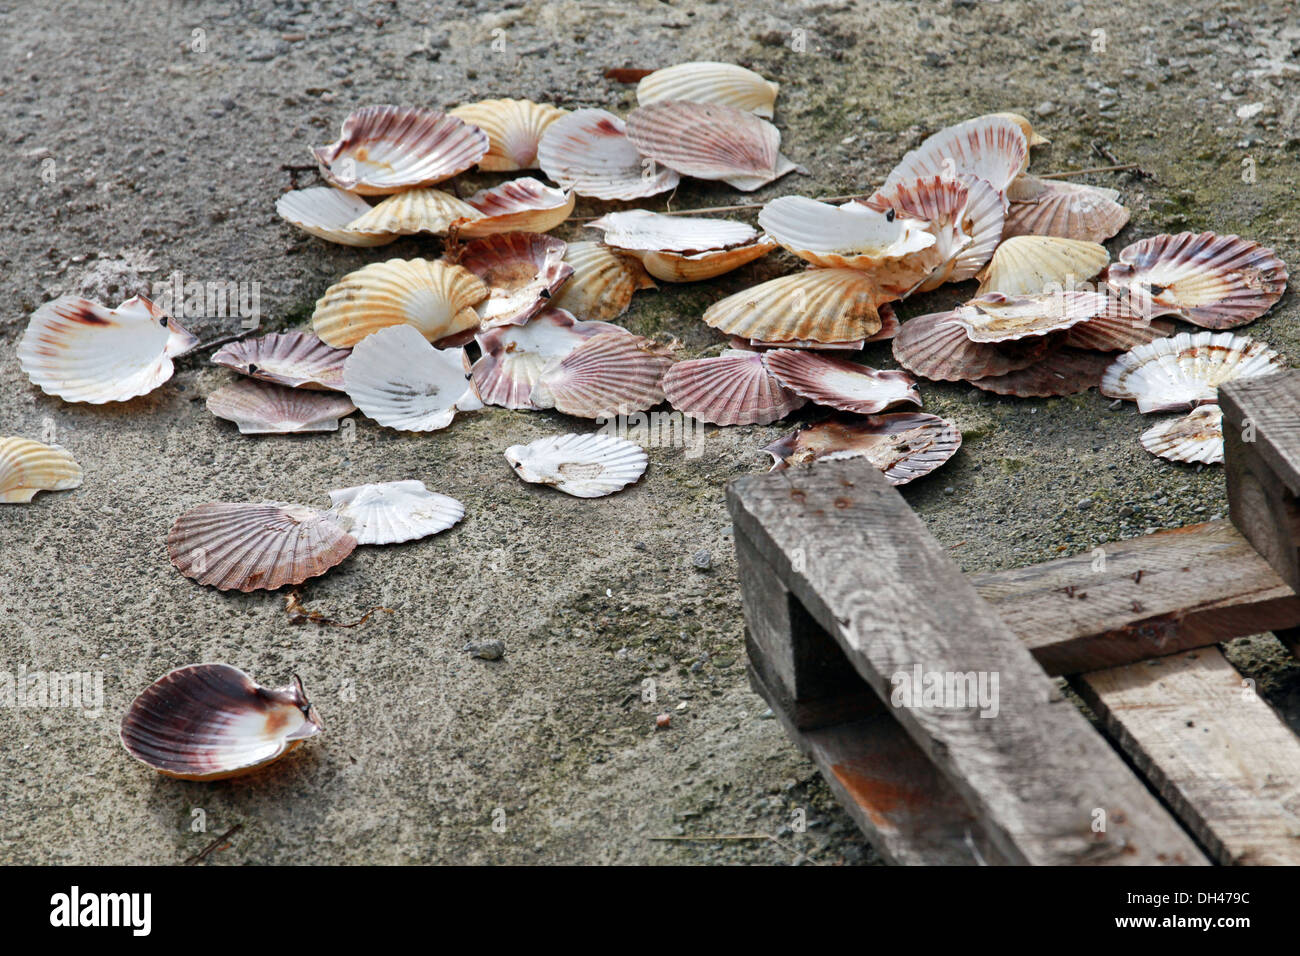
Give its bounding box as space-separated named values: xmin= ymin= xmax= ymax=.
xmin=9 ymin=60 xmax=1293 ymax=778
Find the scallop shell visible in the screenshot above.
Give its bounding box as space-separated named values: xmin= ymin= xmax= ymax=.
xmin=549 ymin=241 xmax=656 ymax=321
xmin=455 ymin=177 xmax=575 ymax=237
xmin=1140 ymin=404 xmax=1224 ymax=465
xmin=448 ymin=98 xmax=569 ymax=171
xmin=311 ymin=105 xmax=488 ymax=195
xmin=635 ymin=62 xmax=779 ymax=118
xmin=206 ymin=379 xmax=357 ymax=435
xmin=764 ymin=413 xmax=962 ymax=485
xmin=18 ymin=295 xmax=199 ymax=404
xmin=327 ymin=479 xmax=465 ymax=545
xmin=662 ymin=349 xmax=807 ymax=425
xmin=536 ymin=109 xmax=681 ymax=200
xmin=758 ymin=197 xmax=940 ymax=294
xmin=531 ymin=331 xmax=674 ymax=419
xmin=451 ymin=232 xmax=573 ymax=327
xmin=703 ymin=268 xmax=884 ymax=344
xmin=625 ymin=101 xmax=798 ymax=192
xmin=1003 ymin=176 xmax=1130 ymax=243
xmin=1105 ymin=232 xmax=1288 ymax=329
xmin=1100 ymin=331 xmax=1286 ymax=413
xmin=882 ymin=114 xmax=1029 ymax=196
xmin=472 ymin=308 xmax=621 ymax=410
xmin=953 ymin=291 xmax=1109 ymax=343
xmin=969 ymin=347 xmax=1113 ymax=397
xmin=589 ymin=209 xmax=776 ymax=282
xmin=275 ymin=187 xmax=394 ymax=246
xmin=120 ymin=664 xmax=323 ymax=780
xmin=986 ymin=112 xmax=1050 ymax=147
xmin=761 ymin=351 xmax=921 ymax=414
xmin=505 ymin=433 xmax=648 ymax=498
xmin=892 ymin=308 xmax=1052 ymax=381
xmin=1064 ymin=308 xmax=1175 ymax=352
xmin=0 ymin=438 xmax=83 ymax=504
xmin=343 ymin=324 xmax=481 ymax=431
xmin=976 ymin=236 xmax=1110 ymax=296
xmin=311 ymin=258 xmax=487 ymax=348
xmin=345 ymin=187 xmax=484 ymax=237
xmin=863 ymin=175 xmax=1005 ymax=290
xmin=211 ymin=331 xmax=349 ymax=391
xmin=167 ymin=502 xmax=357 ymax=592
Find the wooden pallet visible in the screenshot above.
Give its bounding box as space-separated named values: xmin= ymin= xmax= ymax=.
xmin=726 ymin=371 xmax=1300 ymax=865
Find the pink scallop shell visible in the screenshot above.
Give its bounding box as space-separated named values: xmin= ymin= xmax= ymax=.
xmin=206 ymin=378 xmax=357 ymax=434
xmin=531 ymin=331 xmax=674 ymax=419
xmin=1003 ymin=176 xmax=1130 ymax=243
xmin=471 ymin=308 xmax=622 ymax=410
xmin=211 ymin=331 xmax=350 ymax=391
xmin=537 ymin=108 xmax=680 ymax=200
xmin=969 ymin=348 xmax=1113 ymax=397
xmin=882 ymin=114 xmax=1028 ymax=195
xmin=450 ymin=232 xmax=573 ymax=327
xmin=761 ymin=350 xmax=921 ymax=414
xmin=455 ymin=177 xmax=575 ymax=237
xmin=892 ymin=309 xmax=1055 ymax=382
xmin=661 ymin=349 xmax=807 ymax=426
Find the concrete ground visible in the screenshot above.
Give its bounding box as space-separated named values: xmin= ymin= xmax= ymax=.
xmin=2 ymin=0 xmax=1299 ymax=864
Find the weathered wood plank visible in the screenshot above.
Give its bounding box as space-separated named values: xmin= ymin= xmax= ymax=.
xmin=726 ymin=458 xmax=1207 ymax=865
xmin=1077 ymin=647 xmax=1300 ymax=865
xmin=971 ymin=520 xmax=1300 ymax=675
xmin=1220 ymin=373 xmax=1300 ymax=497
xmin=747 ymin=660 xmax=1007 ymax=865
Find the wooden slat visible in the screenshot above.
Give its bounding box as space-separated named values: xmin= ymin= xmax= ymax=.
xmin=1077 ymin=647 xmax=1300 ymax=865
xmin=747 ymin=661 xmax=1007 ymax=865
xmin=971 ymin=520 xmax=1300 ymax=675
xmin=726 ymin=458 xmax=1207 ymax=866
xmin=1220 ymin=373 xmax=1300 ymax=497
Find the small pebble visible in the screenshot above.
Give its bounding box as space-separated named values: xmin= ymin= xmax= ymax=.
xmin=463 ymin=639 xmax=505 ymax=661
xmin=691 ymin=549 xmax=712 ymax=571
xmin=1077 ymin=498 xmax=1093 ymax=511
xmin=655 ymin=713 xmax=671 ymax=729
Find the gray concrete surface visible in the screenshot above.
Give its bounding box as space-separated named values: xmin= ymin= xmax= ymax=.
xmin=2 ymin=0 xmax=1299 ymax=864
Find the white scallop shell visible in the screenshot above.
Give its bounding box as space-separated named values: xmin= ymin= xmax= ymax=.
xmin=537 ymin=109 xmax=681 ymax=200
xmin=471 ymin=308 xmax=621 ymax=410
xmin=343 ymin=324 xmax=481 ymax=431
xmin=455 ymin=177 xmax=575 ymax=237
xmin=636 ymin=62 xmax=779 ymax=118
xmin=761 ymin=350 xmax=921 ymax=414
xmin=0 ymin=437 xmax=83 ymax=504
xmin=588 ymin=209 xmax=760 ymax=253
xmin=275 ymin=187 xmax=395 ymax=246
xmin=505 ymin=433 xmax=648 ymax=498
xmin=1140 ymin=404 xmax=1224 ymax=465
xmin=953 ymin=291 xmax=1109 ymax=343
xmin=18 ymin=295 xmax=199 ymax=404
xmin=206 ymin=379 xmax=357 ymax=434
xmin=1101 ymin=331 xmax=1286 ymax=413
xmin=882 ymin=114 xmax=1028 ymax=196
xmin=328 ymin=480 xmax=465 ymax=545
xmin=975 ymin=236 xmax=1110 ymax=296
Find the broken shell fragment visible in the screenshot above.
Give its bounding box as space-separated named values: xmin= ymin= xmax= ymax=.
xmin=328 ymin=480 xmax=465 ymax=545
xmin=472 ymin=308 xmax=620 ymax=410
xmin=274 ymin=187 xmax=395 ymax=246
xmin=953 ymin=291 xmax=1108 ymax=343
xmin=343 ymin=324 xmax=481 ymax=431
xmin=0 ymin=437 xmax=83 ymax=504
xmin=1003 ymin=176 xmax=1130 ymax=243
xmin=1140 ymin=404 xmax=1224 ymax=465
xmin=211 ymin=331 xmax=350 ymax=391
xmin=549 ymin=241 xmax=656 ymax=321
xmin=1100 ymin=331 xmax=1286 ymax=413
xmin=764 ymin=413 xmax=962 ymax=485
xmin=120 ymin=664 xmax=323 ymax=780
xmin=206 ymin=379 xmax=357 ymax=435
xmin=662 ymin=349 xmax=807 ymax=426
xmin=505 ymin=433 xmax=648 ymax=498
xmin=455 ymin=177 xmax=575 ymax=237
xmin=167 ymin=502 xmax=357 ymax=592
xmin=311 ymin=105 xmax=488 ymax=195
xmin=892 ymin=308 xmax=1051 ymax=382
xmin=18 ymin=295 xmax=199 ymax=404
xmin=635 ymin=62 xmax=779 ymax=118
xmin=448 ymin=98 xmax=569 ymax=171
xmin=537 ymin=108 xmax=681 ymax=200
xmin=975 ymin=236 xmax=1110 ymax=297
xmin=1105 ymin=231 xmax=1288 ymax=329
xmin=589 ymin=209 xmax=775 ymax=282
xmin=758 ymin=197 xmax=939 ymax=295
xmin=345 ymin=187 xmax=484 ymax=237
xmin=761 ymin=350 xmax=921 ymax=414
xmin=969 ymin=348 xmax=1113 ymax=397
xmin=703 ymin=268 xmax=884 ymax=344
xmin=451 ymin=232 xmax=573 ymax=327
xmin=311 ymin=258 xmax=487 ymax=348
xmin=531 ymin=331 xmax=674 ymax=418
xmin=882 ymin=114 xmax=1029 ymax=196
xmin=625 ymin=101 xmax=798 ymax=192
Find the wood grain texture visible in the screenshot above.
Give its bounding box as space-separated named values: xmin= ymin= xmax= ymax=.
xmin=1221 ymin=373 xmax=1300 ymax=497
xmin=971 ymin=520 xmax=1300 ymax=676
xmin=1078 ymin=647 xmax=1300 ymax=865
xmin=726 ymin=458 xmax=1207 ymax=865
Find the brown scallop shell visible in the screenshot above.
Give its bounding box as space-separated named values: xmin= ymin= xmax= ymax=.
xmin=662 ymin=349 xmax=807 ymax=425
xmin=449 ymin=232 xmax=573 ymax=327
xmin=167 ymin=502 xmax=357 ymax=592
xmin=206 ymin=379 xmax=357 ymax=435
xmin=549 ymin=241 xmax=656 ymax=321
xmin=969 ymin=348 xmax=1113 ymax=397
xmin=761 ymin=350 xmax=921 ymax=414
xmin=1140 ymin=404 xmax=1224 ymax=465
xmin=1003 ymin=176 xmax=1130 ymax=243
xmin=455 ymin=177 xmax=575 ymax=237
xmin=892 ymin=309 xmax=1052 ymax=381
xmin=702 ymin=268 xmax=884 ymax=344
xmin=120 ymin=664 xmax=323 ymax=780
xmin=531 ymin=331 xmax=674 ymax=419
xmin=1063 ymin=298 xmax=1175 ymax=351
xmin=211 ymin=331 xmax=350 ymax=391
xmin=764 ymin=413 xmax=962 ymax=485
